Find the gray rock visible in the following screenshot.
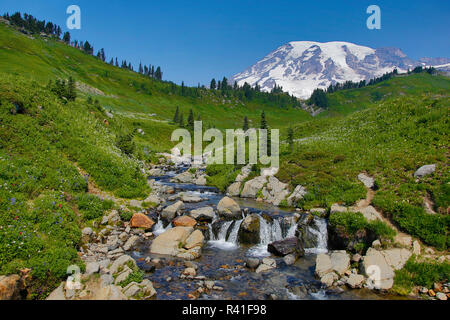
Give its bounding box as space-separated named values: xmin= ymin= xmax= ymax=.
xmin=172 ymin=171 xmax=195 ymax=183
xmin=241 ymin=176 xmax=267 ymax=198
xmin=362 ymin=248 xmax=395 ymax=290
xmin=161 ymin=200 xmax=185 ymax=221
xmin=414 ymin=164 xmax=436 ymax=178
xmin=315 ymin=253 xmax=333 ymax=277
xmin=235 ymin=164 xmax=252 ymax=182
xmin=245 ymin=257 xmax=260 ymax=269
xmin=100 ymin=274 xmax=114 ymax=287
xmin=46 ymin=283 xmax=66 ymax=300
xmin=436 ymin=292 xmax=448 ymax=301
xmin=346 ymin=274 xmax=365 ymax=288
xmin=330 ymin=250 xmax=350 ymax=276
xmin=283 ymin=253 xmax=297 ymax=265
xmin=123 ymin=235 xmax=140 ymax=251
xmin=110 ymin=255 xmax=136 ymax=275
xmin=85 ymin=262 xmax=100 ymax=275
xmin=123 ymin=282 xmax=142 ymax=297
xmin=287 ymin=185 xmax=307 ymax=206
xmin=262 ymin=176 xmax=290 ymax=206
xmin=330 ymin=204 xmax=348 ymax=214
xmin=189 ymin=207 xmax=215 ymax=222
xmin=226 ymin=182 xmax=241 ymax=197
xmin=320 ymin=272 xmax=338 ymax=287
xmin=217 ymin=196 xmax=241 ymax=219
xmin=114 ymin=267 xmax=132 ymax=285
xmin=181 ymin=193 xmax=203 ymax=203
xmin=358 ymin=173 xmax=375 ymax=189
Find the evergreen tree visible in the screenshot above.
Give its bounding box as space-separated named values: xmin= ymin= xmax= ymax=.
xmin=83 ymin=41 xmax=93 ymax=55
xmin=139 ymin=62 xmax=143 ymax=74
xmin=287 ymin=127 xmax=294 ymax=153
xmin=243 ymin=116 xmax=249 ymax=131
xmin=210 ymin=78 xmax=216 ymax=90
xmin=62 ymin=31 xmax=70 ymax=44
xmin=173 ymin=106 xmax=180 ymax=123
xmin=155 ymin=66 xmax=162 ymax=80
xmin=260 ymin=111 xmax=267 ymax=129
xmin=187 ymin=109 xmax=194 ymax=130
xmin=181 ymin=81 xmax=185 ymax=96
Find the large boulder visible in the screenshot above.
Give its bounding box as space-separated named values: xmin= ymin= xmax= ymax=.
xmin=241 ymin=176 xmax=267 ymax=198
xmin=161 ymin=201 xmax=185 ymax=221
xmin=237 ymin=214 xmax=260 ymax=244
xmin=173 ymin=215 xmax=197 ymax=227
xmin=413 ymin=164 xmax=436 ymax=178
xmin=150 ymin=227 xmax=193 ymax=256
xmin=362 ymin=248 xmax=395 ymax=290
xmin=110 ymin=255 xmax=137 ymax=275
xmin=172 ymin=171 xmax=195 ymax=183
xmin=381 ymin=248 xmax=411 ymax=270
xmin=181 ymin=193 xmax=203 ymax=203
xmin=315 ymin=254 xmax=332 ymax=278
xmin=184 ymin=230 xmax=204 ymax=249
xmin=287 ymin=185 xmax=307 ymax=207
xmin=194 ymin=175 xmax=207 ymax=186
xmin=330 ymin=250 xmax=350 ymax=276
xmin=262 ymin=176 xmax=290 ymax=206
xmin=226 ymin=182 xmax=241 ymax=197
xmin=268 ymin=237 xmax=304 ymax=257
xmin=217 ymin=197 xmax=241 ymax=220
xmin=130 ymin=213 xmax=155 ymax=230
xmin=189 ymin=207 xmax=215 ymax=222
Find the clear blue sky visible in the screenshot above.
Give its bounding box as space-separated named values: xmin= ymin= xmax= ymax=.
xmin=2 ymin=0 xmax=449 ymax=86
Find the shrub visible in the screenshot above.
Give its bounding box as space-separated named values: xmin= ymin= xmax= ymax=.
xmin=76 ymin=193 xmax=114 ymax=221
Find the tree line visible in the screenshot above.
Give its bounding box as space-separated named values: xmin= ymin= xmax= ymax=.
xmin=2 ymin=12 xmax=163 ymax=81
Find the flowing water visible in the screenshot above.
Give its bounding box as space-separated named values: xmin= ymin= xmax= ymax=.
xmin=131 ymin=167 xmax=387 ymax=300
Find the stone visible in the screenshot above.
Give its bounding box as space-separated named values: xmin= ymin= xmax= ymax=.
xmin=173 ymin=215 xmax=197 ymax=227
xmin=436 ymin=292 xmax=447 ymax=301
xmin=227 ymin=182 xmax=242 ymax=197
xmin=320 ymin=272 xmax=338 ymax=287
xmin=372 ymin=240 xmax=381 ymax=249
xmin=217 ymin=196 xmax=241 ymax=219
xmin=161 ymin=201 xmax=185 ymax=221
xmin=85 ymin=262 xmax=100 ymax=275
xmin=287 ymin=185 xmax=307 ymax=207
xmin=110 ymin=255 xmax=136 ymax=275
xmin=315 ymin=253 xmax=333 ymax=277
xmin=181 ymin=194 xmax=203 ymax=203
xmin=235 ymin=164 xmax=252 ymax=182
xmin=129 ymin=199 xmax=142 ymax=208
xmin=362 ymin=248 xmax=395 ymax=290
xmin=359 ymin=206 xmax=382 ymax=222
xmin=395 ymin=234 xmax=412 ymax=247
xmin=241 ymin=176 xmax=267 ymax=198
xmin=189 ymin=207 xmax=215 ymax=222
xmin=330 ymin=250 xmax=350 ymax=276
xmin=346 ymin=274 xmax=365 ymax=289
xmin=114 ymin=267 xmax=132 ymax=284
xmin=194 ymin=175 xmax=207 ymax=186
xmin=352 ymin=253 xmax=362 ymax=263
xmin=382 ymin=248 xmax=412 ymax=270
xmin=100 ymin=274 xmax=114 ymax=287
xmin=262 ymin=176 xmax=290 ymax=206
xmin=148 ymin=168 xmax=165 ymax=176
xmin=172 ymin=171 xmax=195 ymax=183
xmin=46 ymin=282 xmax=66 ymax=300
xmin=82 ymin=227 xmax=93 ymax=242
xmin=130 ymin=213 xmax=155 ymax=230
xmin=123 ymin=282 xmax=142 ymax=297
xmin=183 ymin=268 xmax=196 ymax=276
xmin=140 ymin=279 xmax=156 ymax=297
xmin=184 ymin=229 xmax=204 ymax=249
xmin=150 ymin=227 xmax=193 ymax=256
xmin=144 ymin=194 xmax=163 ymax=206
xmin=123 ymin=235 xmax=140 ymax=251
xmin=412 ymin=240 xmax=421 ymax=255
xmin=330 ymin=204 xmax=347 ymax=214
xmin=245 ymin=258 xmax=260 ymax=269
xmin=357 ymin=173 xmax=375 ymax=189
xmin=92 ymin=285 xmax=127 ymax=300
xmin=238 ymin=214 xmax=260 ymax=244
xmin=413 ymin=164 xmax=436 ymax=178
xmin=283 ymin=253 xmax=297 ymax=265
xmin=268 ymin=237 xmax=304 ymax=257
xmin=255 ymin=259 xmax=276 ymax=273
xmin=205 ymin=281 xmax=215 ymax=289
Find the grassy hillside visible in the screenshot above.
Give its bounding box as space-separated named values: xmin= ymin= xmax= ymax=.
xmin=0 ymin=22 xmax=311 ymax=144
xmin=277 ymin=91 xmax=449 ymax=249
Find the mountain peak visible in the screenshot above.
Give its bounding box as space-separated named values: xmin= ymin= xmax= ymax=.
xmin=230 ymin=41 xmax=447 ymax=99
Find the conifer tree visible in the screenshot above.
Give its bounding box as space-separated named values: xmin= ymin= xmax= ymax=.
xmin=243 ymin=116 xmax=249 ymax=131
xmin=178 ymin=113 xmax=184 ymax=127
xmin=173 ymin=106 xmax=180 ymax=123
xmin=187 ymin=109 xmax=194 ymax=130
xmin=210 ymin=78 xmax=216 ymax=90
xmin=260 ymin=111 xmax=267 ymax=129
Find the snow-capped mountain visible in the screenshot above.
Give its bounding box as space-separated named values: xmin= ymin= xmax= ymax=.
xmin=230 ymin=41 xmax=449 ymax=99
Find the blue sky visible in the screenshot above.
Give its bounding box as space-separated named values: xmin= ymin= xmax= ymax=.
xmin=2 ymin=0 xmax=449 ymax=86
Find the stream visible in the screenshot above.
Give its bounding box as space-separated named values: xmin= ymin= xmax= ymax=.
xmin=130 ymin=166 xmax=387 ymax=300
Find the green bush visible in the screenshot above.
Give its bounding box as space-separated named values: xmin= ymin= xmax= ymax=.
xmin=76 ymin=193 xmax=114 ymax=221
xmin=118 ymin=270 xmax=145 ymax=288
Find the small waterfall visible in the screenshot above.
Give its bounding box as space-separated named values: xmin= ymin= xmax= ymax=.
xmin=305 ymin=217 xmax=328 ymax=254
xmin=208 ymin=219 xmax=242 ymax=250
xmin=286 ymin=223 xmax=297 ymax=238
xmin=153 ymin=219 xmax=172 ymax=236
xmin=247 ymin=216 xmax=284 ymax=257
